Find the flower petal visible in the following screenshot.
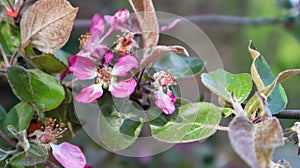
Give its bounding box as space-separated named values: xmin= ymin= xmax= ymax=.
xmin=111 ymin=55 xmax=138 ymax=77
xmin=50 ymin=142 xmax=86 ymax=168
xmin=154 ymin=88 xmax=176 ymax=115
xmin=91 ymin=44 xmax=108 ymax=60
xmin=73 ymin=56 xmax=97 ymax=80
xmin=75 ymin=84 xmax=103 ymax=104
xmin=104 ymin=51 xmax=114 ymax=65
xmin=167 ymin=89 xmax=176 ymax=103
xmin=160 ymin=19 xmax=181 ymax=32
xmin=60 ymin=55 xmax=79 ymax=82
xmin=104 ymin=15 xmax=113 ymax=24
xmin=114 ymin=9 xmax=130 ymax=24
xmin=105 ymin=9 xmax=130 ymax=31
xmin=90 ymin=13 xmax=105 ymax=35
xmin=109 ymin=78 xmax=136 ymax=98
xmin=59 ymin=69 xmax=71 ymax=83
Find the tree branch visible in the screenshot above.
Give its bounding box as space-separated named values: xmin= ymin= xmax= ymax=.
xmin=182 ymin=15 xmax=283 ymax=25
xmin=74 ymin=14 xmax=283 ymax=28
xmin=275 ymin=110 xmax=300 ymax=119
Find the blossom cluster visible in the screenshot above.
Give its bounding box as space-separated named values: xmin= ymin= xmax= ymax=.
xmin=61 ymin=9 xmax=179 ymax=115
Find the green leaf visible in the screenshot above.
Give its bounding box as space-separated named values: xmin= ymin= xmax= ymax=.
xmin=149 ymin=102 xmax=222 ymax=143
xmin=21 ymin=45 xmax=67 ymax=74
xmin=6 ymin=66 xmax=65 ymax=112
xmin=0 ymin=21 xmax=21 ymax=56
xmin=201 ymin=69 xmax=252 ymax=104
xmin=247 ymin=41 xmax=288 ymax=114
xmin=245 ymin=69 xmax=300 ymax=116
xmin=10 ymin=144 xmax=48 ymax=166
xmin=222 ymin=108 xmax=235 ymax=118
xmin=154 ymin=52 xmax=205 ymax=78
xmin=98 ymin=93 xmax=143 ymax=151
xmin=3 ymin=103 xmax=34 ymax=137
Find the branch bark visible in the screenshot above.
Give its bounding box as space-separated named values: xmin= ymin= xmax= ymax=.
xmin=275 ymin=110 xmax=300 ymax=119
xmin=74 ymin=14 xmax=283 ymax=28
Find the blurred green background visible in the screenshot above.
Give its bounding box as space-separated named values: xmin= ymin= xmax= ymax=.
xmin=1 ymin=0 xmax=300 ymax=167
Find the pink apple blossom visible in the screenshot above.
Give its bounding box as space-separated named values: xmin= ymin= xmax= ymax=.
xmin=154 ymin=87 xmax=176 ymax=115
xmin=73 ymin=55 xmax=138 ymax=103
xmin=152 ymin=71 xmax=177 ymax=115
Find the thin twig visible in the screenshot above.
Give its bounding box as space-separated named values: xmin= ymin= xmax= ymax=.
xmin=0 ymin=44 xmax=11 ymax=68
xmin=16 ymin=0 xmax=27 ymax=18
xmin=10 ymin=50 xmax=19 ymax=65
xmin=275 ymin=110 xmax=300 ymax=119
xmin=5 ymin=0 xmax=15 ymax=12
xmin=0 ymin=130 xmax=16 ymax=146
xmin=74 ymin=15 xmax=283 ymax=28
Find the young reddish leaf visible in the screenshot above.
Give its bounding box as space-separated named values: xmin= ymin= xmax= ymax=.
xmin=20 ymin=0 xmax=78 ymax=53
xmin=128 ymin=0 xmax=159 ymax=51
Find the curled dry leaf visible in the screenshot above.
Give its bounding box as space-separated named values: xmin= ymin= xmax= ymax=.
xmin=229 ymin=116 xmax=258 ymax=168
xmin=141 ymin=45 xmax=189 ymax=68
xmin=248 ymin=40 xmax=264 ymax=90
xmin=229 ymin=115 xmax=284 ymax=168
xmin=20 ymin=0 xmax=78 ymax=53
xmin=254 ymin=118 xmax=284 ymax=167
xmin=128 ymin=0 xmax=159 ymax=52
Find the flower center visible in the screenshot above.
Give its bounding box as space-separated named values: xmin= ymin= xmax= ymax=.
xmin=152 ymin=71 xmax=177 ymax=89
xmin=114 ymin=33 xmax=136 ymax=56
xmin=29 ymin=117 xmax=67 ymax=144
xmin=96 ymin=66 xmax=112 ymax=84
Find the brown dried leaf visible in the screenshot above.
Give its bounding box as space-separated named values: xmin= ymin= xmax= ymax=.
xmin=141 ymin=45 xmax=189 ymax=68
xmin=228 ymin=116 xmax=258 ymax=168
xmin=254 ymin=118 xmax=284 ymax=167
xmin=20 ymin=0 xmax=78 ymax=53
xmin=128 ymin=0 xmax=159 ymax=51
xmin=229 ymin=115 xmax=284 ymax=168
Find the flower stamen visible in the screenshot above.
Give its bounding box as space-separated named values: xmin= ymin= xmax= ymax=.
xmin=78 ymin=32 xmax=91 ymax=48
